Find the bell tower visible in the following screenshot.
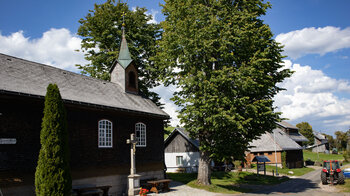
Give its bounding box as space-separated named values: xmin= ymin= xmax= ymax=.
xmin=110 ymin=12 xmax=138 ymax=94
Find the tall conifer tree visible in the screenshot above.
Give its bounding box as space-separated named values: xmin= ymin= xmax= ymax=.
xmin=155 ymin=0 xmax=292 ymax=185
xmin=35 ymin=84 xmax=71 ymax=195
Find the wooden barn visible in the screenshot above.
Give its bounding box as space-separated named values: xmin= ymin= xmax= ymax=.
xmin=245 ymin=127 xmax=304 ymax=169
xmin=277 ymin=121 xmax=308 ymax=146
xmin=164 ymin=128 xmax=200 ymax=173
xmin=0 ymin=30 xmax=168 ymax=195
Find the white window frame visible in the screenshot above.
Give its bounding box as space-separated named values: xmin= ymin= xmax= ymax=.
xmin=176 ymin=156 xmax=183 ymax=166
xmin=135 ymin=122 xmax=146 ymax=147
xmin=98 ymin=119 xmax=113 ymax=148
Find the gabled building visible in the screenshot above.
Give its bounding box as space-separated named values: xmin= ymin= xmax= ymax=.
xmin=246 ymin=122 xmax=305 ymax=168
xmin=164 ymin=128 xmax=200 ymax=173
xmin=277 ymin=121 xmax=308 ymax=146
xmin=0 ymin=27 xmax=168 ymax=195
xmin=311 ymin=131 xmax=330 ymax=153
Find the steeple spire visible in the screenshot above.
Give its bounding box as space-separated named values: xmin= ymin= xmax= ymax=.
xmin=117 ymin=11 xmax=133 ymax=69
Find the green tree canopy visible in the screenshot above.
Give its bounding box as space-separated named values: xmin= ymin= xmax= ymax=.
xmin=35 ymin=84 xmax=71 ymax=195
xmin=155 ymin=0 xmax=292 ymax=185
xmin=77 ymin=0 xmax=162 ymax=105
xmin=335 ymin=130 xmax=349 ymax=151
xmin=296 ymin=122 xmax=315 ymax=145
xmin=324 ymin=133 xmax=336 ymax=149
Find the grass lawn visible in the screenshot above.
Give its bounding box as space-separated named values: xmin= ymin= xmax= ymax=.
xmin=303 ymin=150 xmax=344 ymax=163
xmin=264 ymin=165 xmax=314 ymax=176
xmin=336 ymin=179 xmax=350 ymax=192
xmin=164 ymin=126 xmax=176 ymax=139
xmin=167 ymin=171 xmax=289 ymax=194
xmin=250 ymin=164 xmax=314 ymax=176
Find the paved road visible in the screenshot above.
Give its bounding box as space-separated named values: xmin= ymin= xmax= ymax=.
xmin=159 ymin=167 xmax=350 ymax=196
xmin=232 ymin=167 xmax=349 ymax=196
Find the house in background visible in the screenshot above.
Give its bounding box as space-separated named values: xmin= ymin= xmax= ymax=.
xmin=246 ymin=123 xmax=304 ymax=168
xmin=0 ymin=28 xmax=168 ymax=196
xmin=164 ymin=128 xmax=200 ymax=173
xmin=277 ymin=121 xmax=309 ymax=146
xmin=310 ymin=131 xmax=330 ymax=153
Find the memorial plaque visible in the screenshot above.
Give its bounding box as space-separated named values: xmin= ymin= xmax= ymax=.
xmin=0 ymin=138 xmax=17 ymax=144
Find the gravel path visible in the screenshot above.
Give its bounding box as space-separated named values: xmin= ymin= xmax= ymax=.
xmin=150 ymin=181 xmax=219 ymax=196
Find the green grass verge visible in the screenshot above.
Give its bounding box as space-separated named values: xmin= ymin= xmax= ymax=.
xmin=167 ymin=172 xmax=289 ymax=194
xmin=337 ymin=178 xmax=350 ymax=192
xmin=164 ymin=127 xmax=176 ymax=139
xmin=265 ymin=165 xmax=314 ymax=176
xmin=251 ymin=164 xmax=314 ymax=176
xmin=303 ymin=150 xmax=344 ymax=163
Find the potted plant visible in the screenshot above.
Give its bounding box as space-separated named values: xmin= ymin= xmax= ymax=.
xmin=139 ymin=187 xmax=149 ymax=196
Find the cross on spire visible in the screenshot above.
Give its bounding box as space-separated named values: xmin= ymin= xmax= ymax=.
xmin=117 ymin=10 xmax=133 ymax=69
xmin=122 ymin=11 xmax=126 ymax=29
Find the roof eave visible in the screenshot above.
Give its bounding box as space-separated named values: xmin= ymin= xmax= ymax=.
xmin=1 ymin=90 xmax=170 ymax=119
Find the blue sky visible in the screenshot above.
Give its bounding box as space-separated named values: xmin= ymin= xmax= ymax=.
xmin=1 ymin=0 xmax=350 ymax=136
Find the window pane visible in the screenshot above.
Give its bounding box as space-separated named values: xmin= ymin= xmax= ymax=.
xmin=99 ymin=120 xmax=113 ymax=148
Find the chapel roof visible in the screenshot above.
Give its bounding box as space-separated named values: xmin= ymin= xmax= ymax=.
xmin=0 ymin=53 xmax=168 ymax=118
xmin=116 ymin=29 xmax=133 ymax=69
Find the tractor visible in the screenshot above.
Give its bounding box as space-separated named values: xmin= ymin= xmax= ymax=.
xmin=321 ymin=160 xmax=345 ymax=185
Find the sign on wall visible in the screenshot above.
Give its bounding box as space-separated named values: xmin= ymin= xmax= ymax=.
xmin=0 ymin=138 xmax=17 ymax=144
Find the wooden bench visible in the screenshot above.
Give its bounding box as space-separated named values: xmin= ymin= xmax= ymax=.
xmin=72 ymin=185 xmax=111 ymax=196
xmin=147 ymin=179 xmax=172 ymax=194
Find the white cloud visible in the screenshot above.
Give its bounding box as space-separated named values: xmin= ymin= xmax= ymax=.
xmin=147 ymin=9 xmax=159 ymax=24
xmin=276 ymin=26 xmax=350 ymax=59
xmin=275 ymin=60 xmax=350 ymax=133
xmin=152 ymin=84 xmax=181 ymax=127
xmin=0 ymin=28 xmax=88 ymax=72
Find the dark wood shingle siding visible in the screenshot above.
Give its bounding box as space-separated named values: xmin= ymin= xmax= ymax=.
xmin=0 ymin=94 xmax=165 ymax=176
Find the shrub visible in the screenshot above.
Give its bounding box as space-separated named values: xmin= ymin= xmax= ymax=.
xmin=281 ymin=152 xmax=287 ymax=169
xmin=35 ymin=84 xmax=71 ymax=195
xmin=343 ymin=150 xmax=350 ymax=162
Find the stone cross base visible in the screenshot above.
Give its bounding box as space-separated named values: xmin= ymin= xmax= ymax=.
xmin=127 ymin=174 xmax=141 ymax=196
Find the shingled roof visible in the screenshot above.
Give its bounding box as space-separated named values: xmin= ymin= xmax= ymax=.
xmin=277 ymin=121 xmax=308 ymax=142
xmin=277 ymin=121 xmax=298 ymax=129
xmin=164 ymin=128 xmax=199 ymax=149
xmin=0 ymin=53 xmax=168 ymax=118
xmin=249 ymin=128 xmax=302 ymax=152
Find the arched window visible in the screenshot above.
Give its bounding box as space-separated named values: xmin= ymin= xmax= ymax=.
xmin=135 ymin=122 xmax=146 ymax=147
xmin=98 ymin=119 xmax=113 ymax=148
xmin=128 ymin=71 xmax=136 ymax=88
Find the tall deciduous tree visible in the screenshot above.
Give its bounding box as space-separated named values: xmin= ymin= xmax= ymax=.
xmin=296 ymin=122 xmax=315 ymax=145
xmin=335 ymin=130 xmax=349 ymax=151
xmin=35 ymin=84 xmax=71 ymax=195
xmin=155 ymin=0 xmax=292 ymax=185
xmin=77 ymin=0 xmax=162 ymax=105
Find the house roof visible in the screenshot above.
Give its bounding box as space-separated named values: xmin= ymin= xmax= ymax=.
xmin=249 ymin=128 xmax=302 ymax=152
xmin=277 ymin=121 xmax=298 ymax=129
xmin=252 ymin=155 xmax=271 ymax=162
xmin=287 ymin=132 xmax=309 ymax=142
xmin=0 ymin=53 xmax=168 ymax=118
xmin=314 ymin=131 xmax=327 ymax=141
xmin=164 ymin=128 xmax=199 ymax=149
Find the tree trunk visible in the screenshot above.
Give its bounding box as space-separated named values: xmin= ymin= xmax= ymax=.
xmin=197 ymin=150 xmax=211 ymax=185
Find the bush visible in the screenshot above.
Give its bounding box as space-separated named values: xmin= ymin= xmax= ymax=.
xmin=234 ymin=160 xmax=242 ymax=171
xmin=343 ymin=150 xmax=350 ymax=162
xmin=35 ymin=84 xmax=71 ymax=195
xmin=281 ymin=152 xmax=287 ymax=169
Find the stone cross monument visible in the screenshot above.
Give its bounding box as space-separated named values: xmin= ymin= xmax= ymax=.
xmin=126 ymin=133 xmax=141 ymax=196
